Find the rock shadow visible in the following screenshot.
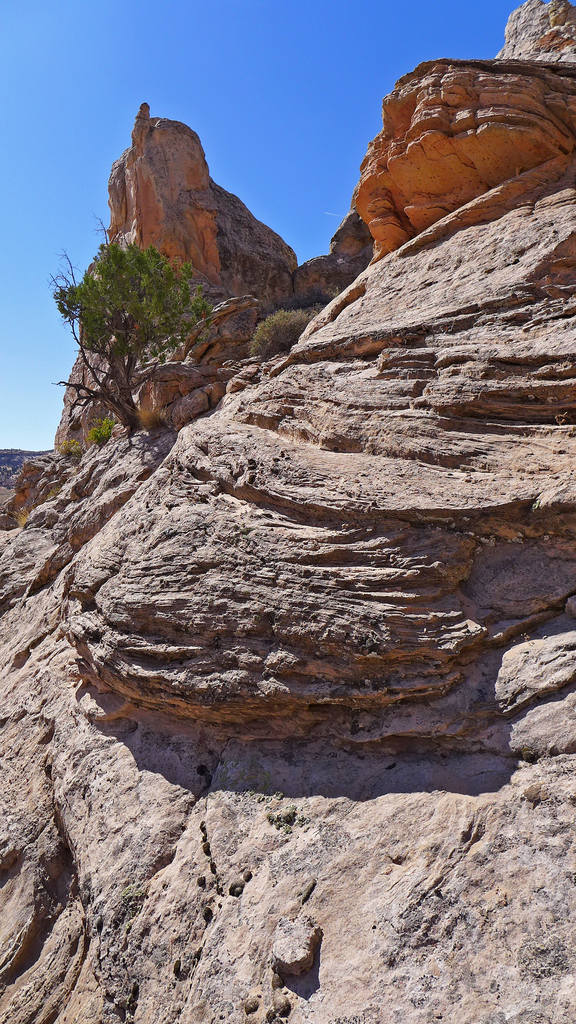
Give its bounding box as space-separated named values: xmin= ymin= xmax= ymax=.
xmin=80 ymin=684 xmax=516 ymax=802
xmin=284 ymin=939 xmax=322 ymax=1000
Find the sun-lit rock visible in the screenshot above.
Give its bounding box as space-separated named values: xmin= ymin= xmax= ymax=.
xmin=4 ymin=4 xmax=576 ymax=1023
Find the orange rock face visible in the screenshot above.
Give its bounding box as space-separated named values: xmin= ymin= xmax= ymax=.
xmin=355 ymin=59 xmax=576 ymax=259
xmin=109 ymin=103 xmax=297 ymax=305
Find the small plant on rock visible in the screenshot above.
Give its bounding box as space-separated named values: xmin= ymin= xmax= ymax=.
xmin=58 ymin=439 xmax=84 ymax=461
xmin=87 ymin=416 xmax=115 ymax=447
xmin=120 ymin=883 xmax=147 ymax=930
xmin=136 ymin=405 xmax=167 ymax=431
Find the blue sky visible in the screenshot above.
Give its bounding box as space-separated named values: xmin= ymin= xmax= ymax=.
xmin=2 ymin=0 xmax=519 ymax=449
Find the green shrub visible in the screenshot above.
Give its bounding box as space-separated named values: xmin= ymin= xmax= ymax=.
xmin=59 ymin=439 xmax=84 ymax=461
xmin=86 ymin=417 xmax=115 ymax=447
xmin=52 ymin=242 xmax=212 ymax=430
xmin=250 ymin=307 xmax=320 ymax=360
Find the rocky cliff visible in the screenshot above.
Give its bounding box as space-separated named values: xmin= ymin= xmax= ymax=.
xmin=3 ymin=3 xmax=576 ymax=1022
xmin=108 ymin=103 xmax=371 ymax=307
xmin=56 ymin=106 xmax=371 ymax=447
xmin=109 ymin=103 xmax=297 ymax=306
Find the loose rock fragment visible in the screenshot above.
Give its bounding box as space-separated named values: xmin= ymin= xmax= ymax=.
xmin=272 ymin=915 xmax=322 ymax=977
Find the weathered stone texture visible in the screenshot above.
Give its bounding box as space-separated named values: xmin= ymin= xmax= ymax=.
xmin=293 ymin=208 xmax=373 ymax=301
xmin=354 ymin=57 xmax=576 ymax=259
xmin=4 ymin=4 xmax=576 ymax=1022
xmin=109 ymin=102 xmax=297 ymax=306
xmin=499 ymin=0 xmax=576 ymax=61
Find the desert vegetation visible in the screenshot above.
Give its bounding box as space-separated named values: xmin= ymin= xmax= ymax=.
xmin=52 ymin=243 xmax=212 ymax=431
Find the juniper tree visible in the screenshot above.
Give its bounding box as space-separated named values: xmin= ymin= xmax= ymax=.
xmin=52 ymin=242 xmax=212 ymax=430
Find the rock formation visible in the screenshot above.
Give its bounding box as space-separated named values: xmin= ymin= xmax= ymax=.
xmin=354 ymin=55 xmax=576 ymax=260
xmin=109 ymin=102 xmax=297 ymax=306
xmin=108 ymin=103 xmax=372 ymax=308
xmin=57 ymin=107 xmax=371 ymax=446
xmin=3 ymin=3 xmax=576 ymax=1022
xmin=499 ymin=0 xmax=576 ymax=60
xmin=293 ymin=208 xmax=373 ymax=302
xmin=0 ymin=450 xmax=49 ymax=495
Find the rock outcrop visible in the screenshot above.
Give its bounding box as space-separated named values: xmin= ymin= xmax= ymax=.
xmin=109 ymin=102 xmax=297 ymax=306
xmin=4 ymin=4 xmax=576 ymax=1022
xmin=109 ymin=103 xmax=372 ymax=308
xmin=354 ymin=56 xmax=576 ymax=260
xmin=499 ymin=0 xmax=576 ymax=61
xmin=57 ymin=108 xmax=371 ymax=446
xmin=293 ymin=208 xmax=373 ymax=301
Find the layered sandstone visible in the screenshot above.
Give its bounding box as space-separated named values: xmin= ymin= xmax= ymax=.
xmin=3 ymin=4 xmax=576 ymax=1022
xmin=499 ymin=0 xmax=576 ymax=61
xmin=354 ymin=57 xmax=576 ymax=260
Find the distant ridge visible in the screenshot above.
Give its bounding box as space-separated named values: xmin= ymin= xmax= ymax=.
xmin=0 ymin=449 xmax=50 ymax=493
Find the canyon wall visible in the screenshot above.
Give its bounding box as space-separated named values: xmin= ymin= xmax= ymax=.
xmin=3 ymin=2 xmax=576 ymax=1022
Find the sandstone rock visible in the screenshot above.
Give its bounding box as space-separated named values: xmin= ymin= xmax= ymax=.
xmin=271 ymin=916 xmax=322 ymax=977
xmin=109 ymin=104 xmax=297 ymax=306
xmin=244 ymin=993 xmax=260 ymax=1014
xmin=56 ymin=107 xmax=298 ymax=446
xmin=4 ymin=5 xmax=576 ymax=1024
xmin=354 ymin=56 xmax=576 ymax=259
xmin=498 ymin=0 xmax=576 ymax=61
xmin=293 ymin=208 xmax=373 ymax=302
xmin=496 ymin=627 xmax=576 ymax=713
xmin=0 ymin=449 xmax=49 ymax=491
xmin=56 ymin=109 xmax=367 ymax=446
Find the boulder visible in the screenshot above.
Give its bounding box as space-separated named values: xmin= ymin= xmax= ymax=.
xmin=272 ymin=916 xmax=322 ymax=977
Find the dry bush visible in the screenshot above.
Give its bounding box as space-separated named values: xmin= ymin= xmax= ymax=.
xmin=137 ymin=406 xmax=167 ymax=431
xmin=250 ymin=307 xmax=320 ymax=360
xmin=59 ymin=439 xmax=84 ymax=461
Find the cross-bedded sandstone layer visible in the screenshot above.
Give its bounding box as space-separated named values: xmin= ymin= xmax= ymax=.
xmin=354 ymin=57 xmax=576 ymax=260
xmin=3 ymin=3 xmax=576 ymax=1022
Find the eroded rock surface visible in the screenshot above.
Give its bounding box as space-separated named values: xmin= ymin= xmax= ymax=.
xmin=293 ymin=208 xmax=373 ymax=302
xmin=354 ymin=56 xmax=576 ymax=259
xmin=4 ymin=4 xmax=576 ymax=1022
xmin=499 ymin=0 xmax=576 ymax=61
xmin=272 ymin=916 xmax=322 ymax=977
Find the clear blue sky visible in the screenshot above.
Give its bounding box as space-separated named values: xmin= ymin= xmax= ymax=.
xmin=1 ymin=0 xmax=518 ymax=449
